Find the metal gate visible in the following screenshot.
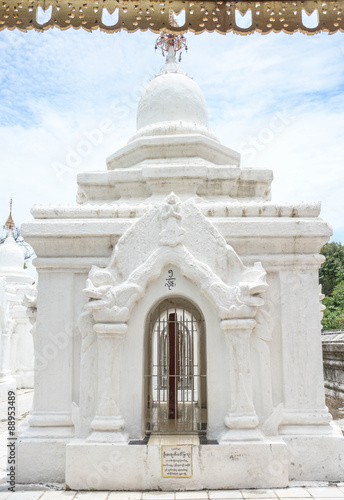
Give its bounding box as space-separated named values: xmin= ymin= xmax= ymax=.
xmin=145 ymin=297 xmax=206 ymax=434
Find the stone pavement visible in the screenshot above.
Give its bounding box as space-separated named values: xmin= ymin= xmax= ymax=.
xmin=2 ymin=486 xmax=344 ymax=500
xmin=1 ymin=390 xmax=344 ymax=500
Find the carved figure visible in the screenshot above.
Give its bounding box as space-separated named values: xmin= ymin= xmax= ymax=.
xmin=160 ymin=192 xmax=185 ymax=247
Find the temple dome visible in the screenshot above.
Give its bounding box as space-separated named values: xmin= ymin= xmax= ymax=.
xmin=0 ymin=236 xmax=24 ymax=270
xmin=0 ymin=236 xmax=33 ymax=284
xmin=132 ymin=48 xmax=217 ymax=142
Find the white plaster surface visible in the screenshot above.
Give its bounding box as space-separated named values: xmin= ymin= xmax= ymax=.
xmin=15 ymin=48 xmax=344 ymax=489
xmin=0 ymin=237 xmax=35 ymax=402
xmin=136 ymin=71 xmax=208 ymax=133
xmin=65 ymin=441 xmax=288 ymax=491
xmin=0 ymin=392 xmax=343 ymax=499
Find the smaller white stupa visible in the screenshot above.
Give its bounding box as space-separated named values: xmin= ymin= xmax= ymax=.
xmin=0 ymin=200 xmax=35 ymax=401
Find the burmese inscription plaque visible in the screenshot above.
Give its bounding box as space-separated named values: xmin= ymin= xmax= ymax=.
xmin=161 ymin=445 xmax=192 ymax=478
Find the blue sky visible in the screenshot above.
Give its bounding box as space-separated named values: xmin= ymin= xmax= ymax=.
xmin=0 ymin=27 xmax=343 ymax=243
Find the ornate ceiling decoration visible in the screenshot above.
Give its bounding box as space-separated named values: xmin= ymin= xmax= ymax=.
xmin=1 ymin=1 xmax=343 ymax=34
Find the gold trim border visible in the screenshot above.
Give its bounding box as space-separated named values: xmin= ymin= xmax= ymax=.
xmin=1 ymin=1 xmax=343 ymax=34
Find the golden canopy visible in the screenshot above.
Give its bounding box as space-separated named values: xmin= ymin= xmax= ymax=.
xmin=1 ymin=0 xmax=343 ymax=34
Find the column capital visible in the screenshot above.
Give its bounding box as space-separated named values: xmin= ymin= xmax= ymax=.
xmin=93 ymin=323 xmax=128 ymax=338
xmin=220 ymin=318 xmax=256 ymax=333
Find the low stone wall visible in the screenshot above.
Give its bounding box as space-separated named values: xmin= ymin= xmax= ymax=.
xmin=322 ymin=330 xmax=344 ymax=397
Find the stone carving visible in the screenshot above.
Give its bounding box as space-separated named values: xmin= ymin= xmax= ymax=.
xmin=84 ymin=195 xmax=268 ymax=325
xmin=221 ymin=318 xmax=259 ymax=438
xmin=80 ymin=193 xmax=268 ymax=439
xmin=251 ymin=308 xmax=274 ymax=420
xmin=89 ymin=323 xmax=128 ymax=443
xmin=30 ymin=201 xmax=321 ymax=220
xmin=261 ymin=403 xmax=284 ymax=437
xmin=23 ymin=288 xmax=37 ymax=340
xmin=221 ymin=306 xmax=277 ymax=439
xmin=72 ymin=310 xmax=97 ymax=438
xmin=159 ymin=193 xmax=185 ymax=247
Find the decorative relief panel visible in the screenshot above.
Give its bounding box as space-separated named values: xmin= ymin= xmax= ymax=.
xmin=83 ymin=193 xmax=268 ymax=326
xmin=78 ymin=193 xmax=269 ymax=438
xmin=1 ymin=1 xmax=343 ymax=34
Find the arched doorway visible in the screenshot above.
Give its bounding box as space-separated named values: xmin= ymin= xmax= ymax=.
xmin=145 ymin=297 xmax=207 ymax=435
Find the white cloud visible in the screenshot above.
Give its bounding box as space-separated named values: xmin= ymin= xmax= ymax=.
xmin=0 ymin=28 xmax=343 ymax=243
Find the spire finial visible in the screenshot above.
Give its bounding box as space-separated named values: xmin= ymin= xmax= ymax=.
xmin=4 ymin=198 xmax=15 ymax=235
xmin=155 ymin=10 xmax=188 ymax=63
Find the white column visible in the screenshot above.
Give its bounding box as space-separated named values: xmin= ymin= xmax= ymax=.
xmin=89 ymin=322 xmax=128 ymax=443
xmin=0 ymin=280 xmax=16 ymax=402
xmin=26 ymin=271 xmax=75 ymax=437
xmin=220 ymin=318 xmax=260 ymax=441
xmin=11 ymin=304 xmax=34 ymax=389
xmin=279 ymin=267 xmax=332 ymax=431
xmin=0 ymin=317 xmax=16 ymax=401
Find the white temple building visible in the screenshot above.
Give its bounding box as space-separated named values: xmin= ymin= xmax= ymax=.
xmin=18 ymin=38 xmax=344 ymax=489
xmin=0 ymin=207 xmax=35 ymax=402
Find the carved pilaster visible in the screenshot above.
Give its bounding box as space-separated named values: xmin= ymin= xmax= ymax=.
xmin=89 ymin=323 xmax=128 ymax=443
xmin=221 ymin=318 xmax=260 ymax=441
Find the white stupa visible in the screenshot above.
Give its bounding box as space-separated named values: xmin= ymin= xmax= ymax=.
xmin=0 ymin=202 xmax=35 ymax=402
xmin=133 ymin=48 xmax=214 ymax=140
xmin=18 ymin=36 xmax=344 ymax=490
xmin=0 ymin=236 xmax=32 ymax=284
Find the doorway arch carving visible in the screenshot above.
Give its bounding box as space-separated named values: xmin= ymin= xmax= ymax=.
xmin=145 ymin=297 xmax=207 ymax=435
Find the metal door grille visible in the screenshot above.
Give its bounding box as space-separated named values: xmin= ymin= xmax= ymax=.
xmin=145 ymin=298 xmax=206 ymax=434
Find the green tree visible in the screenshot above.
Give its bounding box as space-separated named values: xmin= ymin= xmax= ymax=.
xmin=319 ymin=242 xmax=344 ymax=297
xmin=322 ymin=281 xmax=344 ymax=330
xmin=320 ymin=242 xmax=344 ymax=330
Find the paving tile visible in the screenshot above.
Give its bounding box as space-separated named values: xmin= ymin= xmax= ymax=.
xmin=310 ymin=496 xmax=344 ymax=499
xmin=306 ymin=487 xmax=344 ymax=498
xmin=108 ymin=492 xmax=142 ymax=500
xmin=142 ymin=493 xmax=175 ymax=500
xmin=40 ymin=491 xmax=77 ymax=499
xmin=74 ymin=493 xmax=109 ymax=499
xmin=242 ymin=491 xmax=277 ymax=499
xmin=274 ymin=488 xmax=311 ymax=498
xmin=175 ymin=492 xmax=208 ymax=499
xmin=242 ymin=498 xmax=276 ymax=500
xmin=290 ymin=483 xmax=329 ymax=488
xmin=1 ymin=492 xmax=44 ymax=500
xmin=208 ymin=491 xmax=243 ymax=499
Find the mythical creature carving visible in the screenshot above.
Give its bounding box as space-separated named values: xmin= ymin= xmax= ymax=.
xmin=78 ymin=193 xmax=269 ymax=438
xmin=83 ymin=194 xmax=268 ymax=325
